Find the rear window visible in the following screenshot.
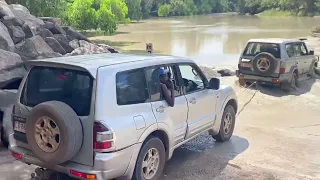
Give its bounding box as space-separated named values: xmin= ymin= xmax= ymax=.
xmin=20 ymin=66 xmax=93 ymax=116
xmin=243 ymin=42 xmax=281 ymax=58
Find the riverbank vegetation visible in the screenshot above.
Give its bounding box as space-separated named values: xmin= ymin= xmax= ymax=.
xmin=4 ymin=0 xmax=320 ymax=34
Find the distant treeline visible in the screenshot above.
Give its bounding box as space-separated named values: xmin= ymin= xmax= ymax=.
xmin=5 ymin=0 xmax=320 ymax=34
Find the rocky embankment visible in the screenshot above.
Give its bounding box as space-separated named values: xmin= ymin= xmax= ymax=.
xmin=0 ymin=1 xmax=118 ymax=89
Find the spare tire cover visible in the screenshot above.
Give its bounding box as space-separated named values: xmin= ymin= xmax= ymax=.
xmin=252 ymin=52 xmax=278 ymax=76
xmin=26 ymin=101 xmax=83 ymax=165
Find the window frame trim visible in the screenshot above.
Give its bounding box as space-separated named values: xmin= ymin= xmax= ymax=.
xmin=285 ymin=43 xmax=295 ymax=58
xmin=176 ymin=62 xmax=209 ymax=95
xmin=144 ymin=63 xmax=185 ymax=103
xmin=292 ymin=42 xmax=309 ymax=57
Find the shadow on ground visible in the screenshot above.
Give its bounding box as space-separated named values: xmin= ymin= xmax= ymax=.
xmin=163 ymin=135 xmax=249 ymax=180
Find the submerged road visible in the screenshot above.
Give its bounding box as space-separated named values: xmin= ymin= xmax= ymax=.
xmin=1 ymin=77 xmax=320 ymax=180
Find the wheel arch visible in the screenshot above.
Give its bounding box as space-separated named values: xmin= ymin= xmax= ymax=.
xmin=210 ymin=92 xmax=238 ymax=136
xmin=225 ymin=99 xmax=238 ymax=114
xmin=137 ymin=123 xmax=172 ymax=161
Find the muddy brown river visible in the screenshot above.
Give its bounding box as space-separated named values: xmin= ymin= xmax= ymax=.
xmin=90 ymin=14 xmax=320 ymax=67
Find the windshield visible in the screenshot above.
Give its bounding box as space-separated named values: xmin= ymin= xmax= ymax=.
xmin=20 ymin=66 xmax=93 ymax=116
xmin=243 ymin=42 xmax=281 ymax=58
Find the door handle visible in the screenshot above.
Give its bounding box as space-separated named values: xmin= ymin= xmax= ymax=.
xmin=189 ymin=98 xmax=197 ymax=104
xmin=156 ymin=105 xmax=165 ymax=113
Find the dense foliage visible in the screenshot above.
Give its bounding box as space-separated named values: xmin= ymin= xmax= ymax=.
xmin=5 ymin=0 xmax=320 ymax=33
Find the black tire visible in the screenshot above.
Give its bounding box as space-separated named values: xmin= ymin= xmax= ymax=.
xmin=309 ymin=62 xmax=318 ymax=78
xmin=213 ymin=105 xmax=236 ymax=142
xmin=132 ymin=136 xmax=166 ymax=180
xmin=252 ymin=53 xmax=278 ymax=76
xmin=26 ymin=101 xmax=83 ymax=165
xmin=281 ymin=73 xmax=298 ymax=92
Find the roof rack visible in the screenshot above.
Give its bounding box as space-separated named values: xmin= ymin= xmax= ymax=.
xmin=299 ymin=38 xmax=308 ymax=41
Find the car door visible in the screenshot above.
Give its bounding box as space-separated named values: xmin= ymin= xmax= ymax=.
xmin=178 ymin=64 xmax=217 ymax=139
xmin=300 ymin=42 xmax=314 ymax=72
xmin=293 ymin=42 xmax=312 ymax=74
xmin=147 ymin=64 xmax=188 ymax=146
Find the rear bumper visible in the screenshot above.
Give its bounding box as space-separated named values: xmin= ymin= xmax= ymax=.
xmin=237 ymin=71 xmax=291 ymax=84
xmin=9 ymin=142 xmax=142 ymax=180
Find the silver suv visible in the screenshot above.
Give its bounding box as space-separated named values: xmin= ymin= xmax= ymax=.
xmin=9 ymin=53 xmax=238 ymax=180
xmin=237 ymin=38 xmax=319 ymax=90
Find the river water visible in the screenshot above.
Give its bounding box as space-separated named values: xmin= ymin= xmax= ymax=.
xmin=90 ymin=14 xmax=320 ymax=67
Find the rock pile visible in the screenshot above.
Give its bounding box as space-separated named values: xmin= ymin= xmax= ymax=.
xmin=0 ymin=1 xmax=118 ymax=89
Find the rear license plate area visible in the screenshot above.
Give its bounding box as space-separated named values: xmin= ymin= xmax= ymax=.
xmin=240 ymin=62 xmax=252 ymax=68
xmin=12 ymin=115 xmax=26 ymax=133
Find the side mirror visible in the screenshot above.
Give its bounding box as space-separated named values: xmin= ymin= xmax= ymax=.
xmin=309 ymin=50 xmax=315 ymax=55
xmin=208 ymin=78 xmax=220 ymax=90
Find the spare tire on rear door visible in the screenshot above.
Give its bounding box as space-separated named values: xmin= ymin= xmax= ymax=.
xmin=252 ymin=52 xmax=278 ymax=76
xmin=26 ymin=101 xmax=83 ymax=165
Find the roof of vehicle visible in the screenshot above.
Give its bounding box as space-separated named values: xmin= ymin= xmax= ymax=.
xmin=29 ymin=53 xmax=193 ymax=78
xmin=248 ymin=38 xmax=303 ymax=44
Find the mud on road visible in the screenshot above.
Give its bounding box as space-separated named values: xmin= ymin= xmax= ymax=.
xmin=1 ymin=76 xmax=320 ymax=180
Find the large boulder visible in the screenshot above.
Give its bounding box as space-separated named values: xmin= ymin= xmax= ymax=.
xmin=44 ymin=21 xmax=65 ymax=34
xmin=217 ymin=69 xmax=236 ymax=77
xmin=199 ymin=66 xmax=221 ymax=79
xmin=70 ymin=41 xmax=110 ymax=56
xmin=8 ymin=25 xmax=25 ymax=44
xmin=69 ymin=39 xmax=79 ymax=49
xmin=39 ymin=17 xmax=62 ymax=26
xmin=63 ymin=26 xmax=90 ymax=42
xmin=0 ymin=0 xmax=14 ymax=18
xmin=0 ymin=21 xmax=14 ymax=51
xmin=15 ymin=35 xmax=59 ymax=61
xmin=1 ymin=16 xmax=24 ymax=27
xmin=0 ymin=49 xmax=23 ymax=70
xmin=8 ymin=4 xmax=44 ymax=29
xmin=0 ymin=49 xmax=25 ymax=87
xmin=43 ymin=21 xmax=54 ymax=29
xmin=98 ymin=44 xmax=119 ymax=53
xmin=36 ymin=28 xmax=54 ymax=39
xmin=53 ymin=34 xmax=74 ymax=53
xmin=45 ymin=37 xmax=66 ymax=55
xmin=22 ymin=22 xmax=36 ymax=38
xmin=0 ymin=67 xmax=25 ymax=89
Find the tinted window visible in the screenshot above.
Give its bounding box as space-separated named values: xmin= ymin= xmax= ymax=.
xmin=179 ymin=65 xmax=205 ymax=94
xmin=145 ymin=65 xmax=181 ymax=102
xmin=285 ymin=44 xmax=294 ymax=57
xmin=20 ymin=66 xmax=93 ymax=116
xmin=243 ymin=42 xmax=280 ymax=58
xmin=294 ymin=43 xmax=308 ymax=56
xmin=116 ymin=69 xmax=149 ymax=105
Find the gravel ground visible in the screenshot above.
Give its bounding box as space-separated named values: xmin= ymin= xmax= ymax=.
xmin=0 ymin=76 xmax=320 ymax=180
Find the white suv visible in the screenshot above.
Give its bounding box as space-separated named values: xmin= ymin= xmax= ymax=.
xmin=9 ymin=53 xmax=238 ymax=180
xmin=237 ymin=38 xmax=319 ymax=90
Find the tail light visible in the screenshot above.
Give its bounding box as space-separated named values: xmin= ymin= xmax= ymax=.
xmin=280 ymin=62 xmax=286 ymax=74
xmin=11 ymin=151 xmax=22 ymax=159
xmin=70 ymin=170 xmax=96 ymax=179
xmin=93 ymin=122 xmax=114 ymax=152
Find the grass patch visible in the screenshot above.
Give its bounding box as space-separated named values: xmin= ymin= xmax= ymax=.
xmin=258 ymin=9 xmax=294 ymax=17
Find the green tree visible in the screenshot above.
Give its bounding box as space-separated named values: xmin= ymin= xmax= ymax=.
xmin=65 ymin=0 xmax=97 ymax=30
xmin=22 ymin=0 xmax=66 ymax=17
xmin=170 ymin=0 xmax=191 ymax=16
xmin=158 ymin=4 xmax=171 ymax=16
xmin=96 ymin=3 xmax=117 ymax=34
xmin=126 ymin=0 xmax=143 ymax=20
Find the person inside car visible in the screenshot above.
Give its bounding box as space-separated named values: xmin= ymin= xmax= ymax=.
xmin=159 ymin=69 xmax=175 ymax=107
